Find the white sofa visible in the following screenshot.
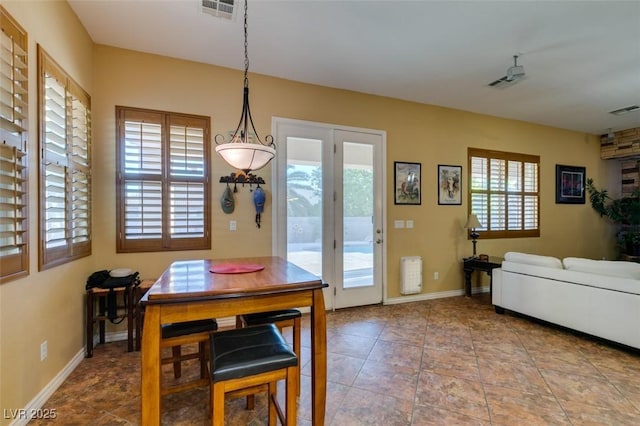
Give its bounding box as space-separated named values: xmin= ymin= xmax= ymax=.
xmin=492 ymin=252 xmax=640 ymax=350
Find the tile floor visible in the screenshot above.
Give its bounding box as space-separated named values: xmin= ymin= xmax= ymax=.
xmin=30 ymin=294 xmax=640 ymax=425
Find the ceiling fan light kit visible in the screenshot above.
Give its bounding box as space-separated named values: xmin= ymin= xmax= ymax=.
xmin=488 ymin=54 xmax=526 ymax=87
xmin=506 ymin=55 xmax=525 ymax=81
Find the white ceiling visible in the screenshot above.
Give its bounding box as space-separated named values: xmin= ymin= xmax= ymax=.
xmin=68 ymin=0 xmax=640 ymax=135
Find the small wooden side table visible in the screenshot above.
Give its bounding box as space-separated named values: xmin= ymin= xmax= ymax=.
xmin=462 ymin=256 xmax=503 ymax=297
xmin=86 ymin=285 xmax=135 ymax=357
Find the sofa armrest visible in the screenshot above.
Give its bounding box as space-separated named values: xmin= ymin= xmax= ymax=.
xmin=491 ymin=267 xmax=503 ymax=306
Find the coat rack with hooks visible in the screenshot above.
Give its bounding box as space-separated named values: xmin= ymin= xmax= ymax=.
xmin=219 ymin=172 xmax=265 ymax=192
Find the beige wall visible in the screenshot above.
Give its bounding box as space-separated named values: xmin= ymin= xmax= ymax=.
xmin=0 ymin=0 xmax=95 ymax=420
xmin=0 ymin=0 xmax=618 ymax=420
xmin=92 ymin=46 xmax=616 ymax=288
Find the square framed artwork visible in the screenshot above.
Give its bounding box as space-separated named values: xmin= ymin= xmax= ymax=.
xmin=394 ymin=162 xmax=421 ymax=205
xmin=556 ymin=164 xmax=586 ymax=204
xmin=438 ymin=164 xmax=462 ymax=205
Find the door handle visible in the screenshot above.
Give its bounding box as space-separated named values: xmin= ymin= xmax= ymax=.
xmin=376 ymin=239 xmax=383 ymax=244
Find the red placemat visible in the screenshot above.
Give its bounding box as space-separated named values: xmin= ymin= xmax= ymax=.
xmin=210 ymin=263 xmax=265 ymax=274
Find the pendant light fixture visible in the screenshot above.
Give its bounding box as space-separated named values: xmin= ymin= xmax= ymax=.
xmin=214 ymin=0 xmax=275 ymax=175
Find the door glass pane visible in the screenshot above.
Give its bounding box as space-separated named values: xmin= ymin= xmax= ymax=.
xmin=343 ymin=142 xmax=374 ymax=288
xmin=286 ymin=137 xmax=322 ymax=277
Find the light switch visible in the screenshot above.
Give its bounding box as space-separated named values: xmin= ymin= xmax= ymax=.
xmin=406 ymin=220 xmax=414 ymax=229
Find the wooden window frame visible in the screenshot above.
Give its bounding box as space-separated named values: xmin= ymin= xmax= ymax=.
xmin=38 ymin=46 xmax=92 ymax=270
xmin=115 ymin=106 xmax=211 ymax=253
xmin=468 ymin=147 xmax=540 ymax=239
xmin=1 ymin=6 xmax=29 ymax=283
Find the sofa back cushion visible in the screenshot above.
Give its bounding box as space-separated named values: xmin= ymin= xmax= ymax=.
xmin=504 ymin=252 xmax=563 ymax=269
xmin=563 ymin=257 xmax=640 ymax=280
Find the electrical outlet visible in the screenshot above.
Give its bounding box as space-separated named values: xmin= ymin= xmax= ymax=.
xmin=433 ymin=272 xmax=439 ymax=280
xmin=406 ymin=220 xmax=414 ymax=229
xmin=229 ymin=220 xmax=237 ymax=231
xmin=40 ymin=341 xmax=47 ymax=361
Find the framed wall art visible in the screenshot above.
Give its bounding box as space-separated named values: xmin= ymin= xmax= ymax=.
xmin=438 ymin=164 xmax=462 ymax=205
xmin=394 ymin=162 xmax=421 ymax=205
xmin=556 ymin=164 xmax=586 ymax=204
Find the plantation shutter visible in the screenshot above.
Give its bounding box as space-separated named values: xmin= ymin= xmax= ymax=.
xmin=523 ymin=162 xmax=539 ymax=230
xmin=0 ymin=7 xmax=29 ymax=283
xmin=43 ymin=69 xmax=67 ymax=255
xmin=469 ymin=148 xmax=539 ymax=239
xmin=71 ymin=91 xmax=91 ymax=245
xmin=168 ymin=117 xmax=206 ymax=239
xmin=121 ymin=110 xmax=163 ymax=244
xmin=116 ymin=107 xmax=210 ymax=253
xmin=39 ymin=47 xmax=92 ymax=270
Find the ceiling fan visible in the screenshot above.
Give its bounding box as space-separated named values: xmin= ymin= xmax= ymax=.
xmin=488 ymin=55 xmax=526 ymax=87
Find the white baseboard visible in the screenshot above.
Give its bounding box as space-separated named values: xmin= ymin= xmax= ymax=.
xmin=9 ymin=348 xmax=85 ymax=426
xmin=384 ymin=285 xmax=489 ymax=305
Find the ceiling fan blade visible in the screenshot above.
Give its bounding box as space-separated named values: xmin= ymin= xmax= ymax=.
xmin=488 ymin=76 xmax=509 ymax=86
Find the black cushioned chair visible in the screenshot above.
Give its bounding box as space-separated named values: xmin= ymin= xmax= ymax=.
xmin=210 ymin=324 xmax=298 ymax=426
xmin=236 ymin=309 xmax=302 ymax=402
xmin=161 ymin=319 xmax=218 ymax=396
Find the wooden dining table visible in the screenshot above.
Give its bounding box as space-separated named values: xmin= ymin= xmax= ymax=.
xmin=140 ymin=256 xmax=328 ymax=425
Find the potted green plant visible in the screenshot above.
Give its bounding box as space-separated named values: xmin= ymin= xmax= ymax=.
xmin=586 ymin=178 xmax=640 ymax=256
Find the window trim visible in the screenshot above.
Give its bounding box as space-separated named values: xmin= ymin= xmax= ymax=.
xmin=115 ymin=106 xmax=211 ymax=253
xmin=468 ymin=147 xmax=540 ymax=239
xmin=38 ymin=45 xmax=92 ymax=270
xmin=1 ymin=6 xmax=29 ymax=283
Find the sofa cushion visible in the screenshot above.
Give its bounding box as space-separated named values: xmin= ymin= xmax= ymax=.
xmin=563 ymin=257 xmax=640 ymax=280
xmin=504 ymin=252 xmax=563 ymax=269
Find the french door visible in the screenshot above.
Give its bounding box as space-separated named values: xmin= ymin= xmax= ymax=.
xmin=272 ymin=118 xmax=385 ymax=310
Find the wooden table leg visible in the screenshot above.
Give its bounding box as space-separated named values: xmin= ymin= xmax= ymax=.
xmin=135 ymin=287 xmax=143 ymax=351
xmin=141 ymin=305 xmax=161 ymax=425
xmin=463 ymin=267 xmax=472 ymax=297
xmin=311 ymin=288 xmax=327 ymax=426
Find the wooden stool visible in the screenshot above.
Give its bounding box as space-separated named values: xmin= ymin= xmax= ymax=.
xmin=237 ymin=309 xmax=302 ymax=407
xmin=161 ymin=319 xmax=218 ymax=396
xmin=85 ymin=285 xmax=135 ymax=357
xmin=210 ymin=324 xmax=297 ymax=426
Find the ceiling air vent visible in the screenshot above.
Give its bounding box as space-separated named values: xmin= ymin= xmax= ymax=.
xmin=202 ymin=0 xmax=235 ymax=20
xmin=609 ymin=105 xmax=640 ymax=116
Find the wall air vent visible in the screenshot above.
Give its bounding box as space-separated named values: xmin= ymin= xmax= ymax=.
xmin=609 ymin=105 xmax=640 ymax=116
xmin=202 ymin=0 xmax=235 ymax=20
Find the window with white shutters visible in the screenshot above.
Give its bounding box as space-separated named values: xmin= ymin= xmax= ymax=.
xmin=116 ymin=107 xmax=210 ymax=252
xmin=1 ymin=7 xmax=29 ymax=283
xmin=38 ymin=46 xmax=92 ymax=270
xmin=468 ymin=148 xmax=539 ymax=239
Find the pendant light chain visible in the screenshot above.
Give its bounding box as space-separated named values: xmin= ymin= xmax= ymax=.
xmin=243 ymin=0 xmax=249 ymax=88
xmin=213 ymin=0 xmax=276 ymax=175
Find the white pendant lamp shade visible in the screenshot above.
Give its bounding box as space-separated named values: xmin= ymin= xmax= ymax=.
xmin=215 ymin=142 xmax=275 ymax=173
